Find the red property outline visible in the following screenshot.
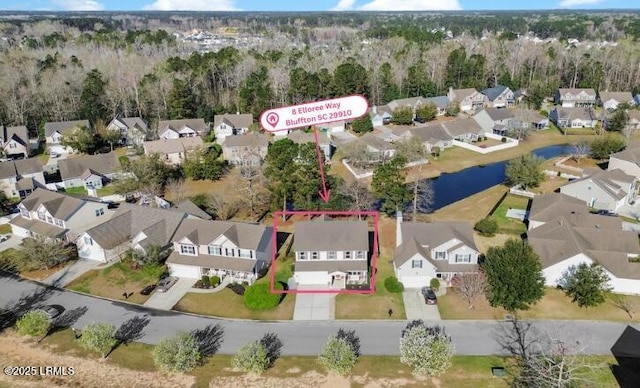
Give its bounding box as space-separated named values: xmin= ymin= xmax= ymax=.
xmin=270 ymin=210 xmax=379 ymax=294
xmin=258 ymin=94 xmax=369 ymax=133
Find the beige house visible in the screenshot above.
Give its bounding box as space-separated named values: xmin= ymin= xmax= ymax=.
xmin=221 ymin=131 xmax=269 ymax=166
xmin=288 ymin=130 xmax=332 ymax=160
xmin=293 ymin=219 xmax=369 ymax=288
xmin=157 ymin=119 xmax=209 ymax=139
xmin=76 ymin=203 xmax=188 ymax=263
xmin=528 ymin=212 xmax=640 ymax=295
xmin=143 ymin=137 xmax=203 ymax=165
xmin=10 ymin=189 xmax=112 ymax=241
xmin=447 ymin=87 xmax=488 ymax=112
xmin=528 ymin=193 xmax=589 ymax=230
xmin=394 ymin=215 xmax=479 ymax=288
xmin=0 ymin=158 xmax=45 ymax=199
xmin=1 ymin=126 xmax=35 ymax=158
xmin=408 ymin=124 xmax=454 ymax=153
xmin=44 ymin=120 xmax=91 ymax=155
xmin=213 ymin=113 xmax=253 ymax=143
xmin=442 ymin=118 xmax=484 ymax=141
xmin=609 ymin=146 xmax=640 ymax=178
xmin=166 ymin=218 xmax=273 ymax=284
xmin=550 ymin=107 xmax=598 ymax=128
xmin=598 ymin=91 xmax=635 ymax=111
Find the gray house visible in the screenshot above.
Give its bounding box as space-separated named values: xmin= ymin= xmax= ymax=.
xmin=424 ymin=96 xmax=451 ymax=116
xmin=213 ymin=113 xmax=253 ymax=143
xmin=293 ymin=220 xmax=369 ymax=288
xmin=559 ymin=169 xmax=639 ymax=212
xmin=158 ymin=119 xmax=209 ymax=139
xmin=288 ymin=130 xmax=332 ymax=160
xmin=221 ymin=131 xmax=270 ymax=166
xmin=472 ymin=107 xmax=516 ymax=135
xmin=528 ymin=193 xmax=589 ymax=230
xmin=58 ymin=152 xmax=122 ymax=190
xmin=409 ymin=124 xmax=454 ymax=153
xmin=369 ymin=105 xmax=393 ymax=127
xmin=106 ymin=115 xmax=149 ymax=146
xmin=166 ymin=218 xmax=273 ymax=284
xmin=441 ymin=118 xmax=484 ymax=141
xmin=480 ymin=85 xmax=515 ymax=108
xmin=554 ymin=88 xmax=597 ymax=108
xmin=598 ymin=91 xmax=635 ymax=111
xmin=550 ymin=107 xmax=598 ymax=129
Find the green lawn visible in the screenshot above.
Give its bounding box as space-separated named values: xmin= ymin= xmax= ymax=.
xmin=489 ymin=194 xmax=530 ymax=235
xmin=0 ymin=248 xmax=25 ymax=271
xmin=173 ymin=242 xmax=296 ymax=320
xmin=66 ymin=262 xmax=165 ymax=304
xmin=63 ymin=186 xmax=88 ymax=196
xmin=0 ymin=224 xmax=11 ymax=234
xmin=97 ymin=185 xmax=118 ymax=197
xmin=32 ymin=329 xmax=618 ymax=388
xmin=335 ymin=216 xmax=406 ymax=320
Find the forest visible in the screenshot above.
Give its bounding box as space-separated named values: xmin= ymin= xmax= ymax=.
xmin=1 ymin=10 xmax=640 ymax=138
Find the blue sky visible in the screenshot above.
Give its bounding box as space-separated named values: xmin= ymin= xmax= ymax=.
xmin=2 ymin=0 xmax=637 ymax=12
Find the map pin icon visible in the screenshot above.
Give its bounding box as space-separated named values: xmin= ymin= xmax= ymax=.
xmin=266 ymin=112 xmax=279 ymax=128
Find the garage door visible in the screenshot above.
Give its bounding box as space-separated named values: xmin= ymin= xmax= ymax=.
xmin=10 ymin=224 xmax=30 ymax=238
xmin=168 ymin=263 xmax=201 ymax=279
xmin=295 ymin=271 xmax=330 ymax=285
xmin=399 ymin=276 xmax=429 ymax=289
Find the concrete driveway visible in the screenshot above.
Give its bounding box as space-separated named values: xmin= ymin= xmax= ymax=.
xmin=143 ymin=277 xmax=195 ymax=310
xmin=0 ymin=234 xmax=22 ymax=251
xmin=293 ymin=286 xmax=336 ymax=320
xmin=42 ymin=259 xmax=103 ymax=287
xmin=403 ymin=289 xmax=441 ymax=321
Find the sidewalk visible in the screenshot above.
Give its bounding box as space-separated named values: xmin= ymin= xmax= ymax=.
xmin=42 ymin=259 xmax=104 ymax=287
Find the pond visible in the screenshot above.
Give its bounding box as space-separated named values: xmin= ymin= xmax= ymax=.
xmin=427 ymin=144 xmax=572 ymax=212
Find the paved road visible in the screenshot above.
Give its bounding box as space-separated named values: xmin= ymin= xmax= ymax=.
xmin=0 ymin=274 xmax=633 ymax=356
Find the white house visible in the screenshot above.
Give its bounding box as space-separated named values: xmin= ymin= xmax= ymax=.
xmin=368 ymin=105 xmax=393 ymax=127
xmin=609 ymin=147 xmax=640 ymax=178
xmin=423 ymin=96 xmax=451 ymax=116
xmin=554 ymin=88 xmax=597 ymax=108
xmin=550 ymin=107 xmax=598 ymax=129
xmin=481 ymin=85 xmax=515 ymax=108
xmin=528 ymin=213 xmax=640 ymax=295
xmin=76 ymin=203 xmax=188 ymax=263
xmin=441 ymin=118 xmax=485 ymax=141
xmin=0 ymin=126 xmax=35 ymax=158
xmin=106 ymin=115 xmax=149 ymax=146
xmin=293 ymin=219 xmax=369 ymax=288
xmin=166 ymin=218 xmax=273 ymax=284
xmin=318 ymin=120 xmax=346 ymax=135
xmin=143 ymin=137 xmax=203 ymax=165
xmin=0 ymin=158 xmax=45 ymax=199
xmin=598 ymin=91 xmax=635 ymax=111
xmin=157 ymin=119 xmax=209 ymax=139
xmin=559 ymin=169 xmax=639 ymax=212
xmin=44 ymin=120 xmax=91 ymax=155
xmin=10 ymin=189 xmax=112 ymax=242
xmin=58 ymin=152 xmax=122 ymax=190
xmin=472 ymin=107 xmax=517 ymax=135
xmin=394 ymin=215 xmax=479 ymax=288
xmin=447 ymin=87 xmax=488 ymax=112
xmin=408 ymin=124 xmax=454 ymax=153
xmin=212 ymin=113 xmax=253 ymax=143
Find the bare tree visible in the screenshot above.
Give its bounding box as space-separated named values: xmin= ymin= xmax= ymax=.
xmin=211 ymin=195 xmax=241 ymax=221
xmin=609 ymin=293 xmax=636 ymax=319
xmin=451 ymin=272 xmax=486 ymax=310
xmin=339 ymin=180 xmax=374 ymax=220
xmin=166 ymin=178 xmax=186 ymax=203
xmin=571 ymin=141 xmax=589 ymax=163
xmin=406 ymin=179 xmax=434 ymax=220
xmin=238 ymin=160 xmax=270 ymax=221
xmin=496 ymin=318 xmax=603 ymax=388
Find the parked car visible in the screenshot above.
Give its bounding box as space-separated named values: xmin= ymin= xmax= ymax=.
xmin=156 ymin=277 xmax=178 ymax=293
xmin=596 ymin=209 xmax=616 ymax=216
xmin=35 ymin=304 xmax=65 ymax=319
xmin=421 ymin=287 xmax=438 ymax=305
xmin=140 ymin=284 xmax=156 ymax=295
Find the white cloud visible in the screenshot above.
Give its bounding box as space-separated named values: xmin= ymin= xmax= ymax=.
xmin=52 ymin=0 xmax=104 ymax=11
xmin=359 ymin=0 xmax=462 ymax=11
xmin=144 ymin=0 xmax=238 ymax=11
xmin=558 ymin=0 xmax=602 ymax=7
xmin=330 ymin=0 xmax=357 ymax=11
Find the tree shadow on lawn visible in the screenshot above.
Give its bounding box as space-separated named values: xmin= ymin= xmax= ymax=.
xmin=44 ymin=306 xmax=89 ymax=340
xmin=105 ymin=314 xmax=151 ymax=358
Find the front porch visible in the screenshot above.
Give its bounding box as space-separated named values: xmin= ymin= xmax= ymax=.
xmin=201 ymin=267 xmax=256 ymax=285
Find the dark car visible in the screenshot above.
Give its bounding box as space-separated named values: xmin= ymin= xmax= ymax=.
xmin=596 ymin=209 xmax=616 ymax=216
xmin=140 ymin=284 xmax=156 ymax=295
xmin=421 ymin=287 xmax=438 ymax=305
xmin=35 ymin=305 xmax=65 ymax=319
